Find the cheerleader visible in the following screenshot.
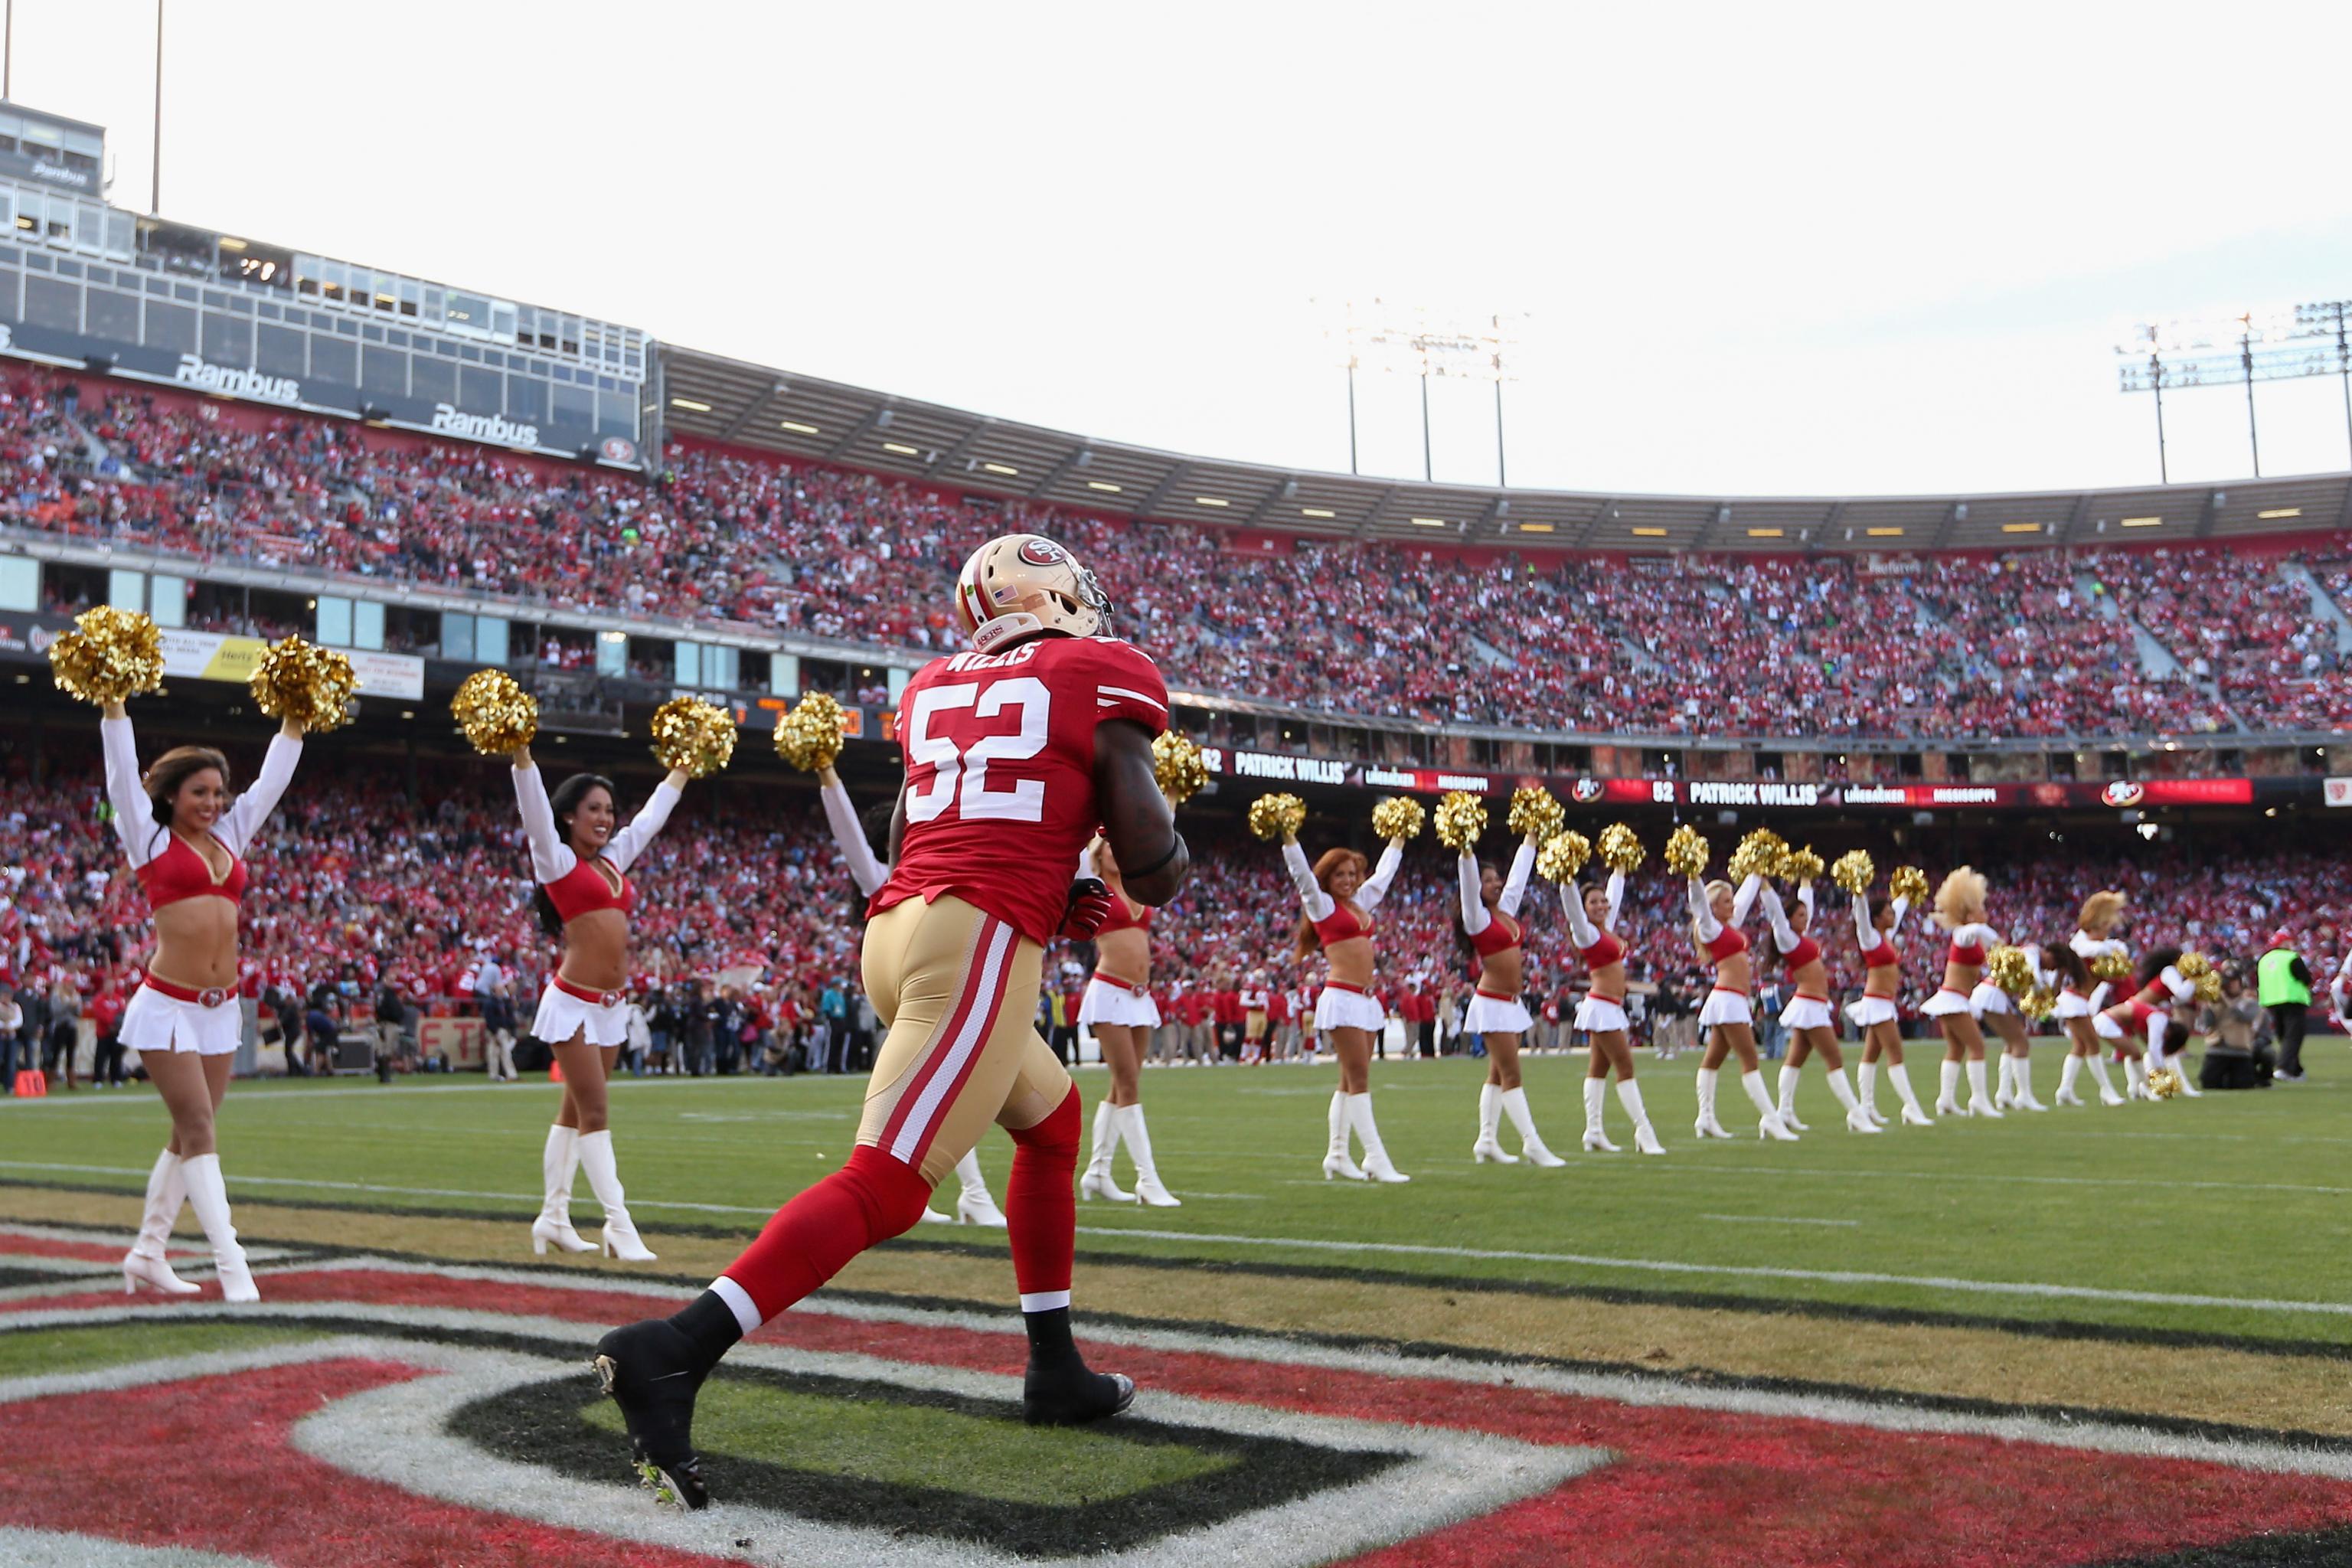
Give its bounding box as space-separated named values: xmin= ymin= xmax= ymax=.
xmin=1758 ymin=880 xmax=1877 ymax=1134
xmin=1076 ymin=835 xmax=1181 ymax=1205
xmin=1560 ymin=865 xmax=1664 ymax=1154
xmin=1459 ymin=833 xmax=1563 ymax=1165
xmin=1849 ymin=887 xmax=1930 ymax=1126
xmin=1923 ymin=867 xmax=2002 ymax=1118
xmin=511 ymin=745 xmax=684 ymax=1260
xmin=1281 ymin=827 xmax=1410 ymax=1181
xmin=818 ymin=764 xmax=1008 ymax=1224
xmin=1688 ymin=872 xmax=1798 ymax=1141
xmin=103 ymin=699 xmax=305 ymax=1302
xmin=2054 ymin=891 xmax=2128 ymax=1108
xmin=1981 ymin=945 xmax=2050 ymax=1112
xmin=2094 ymin=947 xmax=2197 ymax=1096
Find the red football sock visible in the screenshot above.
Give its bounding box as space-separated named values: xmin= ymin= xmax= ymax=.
xmin=720 ymin=1145 xmax=933 ymax=1323
xmin=1004 ymin=1083 xmax=1082 ymax=1302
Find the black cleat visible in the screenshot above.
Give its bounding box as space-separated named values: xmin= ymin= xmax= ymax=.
xmin=593 ymin=1318 xmax=711 ymax=1510
xmin=1021 ymin=1362 xmax=1136 ymax=1427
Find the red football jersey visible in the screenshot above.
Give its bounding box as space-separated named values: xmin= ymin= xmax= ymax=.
xmin=871 ymin=633 xmax=1169 ymax=945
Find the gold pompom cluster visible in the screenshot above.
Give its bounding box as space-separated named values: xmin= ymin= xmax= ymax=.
xmin=2177 ymin=951 xmax=2223 ymax=1004
xmin=249 ymin=635 xmax=355 ymax=733
xmin=1984 ymin=943 xmax=2034 ymax=997
xmin=2017 ymin=985 xmax=2059 ymax=1021
xmin=1249 ymin=792 xmax=1305 ymax=841
xmin=1831 ymin=849 xmax=1876 ymax=894
xmin=1507 ymin=786 xmax=1563 ymax=841
xmin=1664 ymin=823 xmax=1710 ymax=878
xmin=649 ymin=697 xmax=737 ymax=779
xmin=2194 ymin=971 xmax=2222 ymax=1004
xmin=2090 ymin=949 xmax=2135 ymax=982
xmin=1537 ymin=831 xmax=1591 ymax=881
xmin=1433 ymin=791 xmax=1488 ymax=850
xmin=773 ymin=692 xmax=847 ymax=772
xmin=1152 ymin=733 xmax=1209 ymax=804
xmin=1372 ymin=796 xmax=1426 ymax=842
xmin=1598 ymin=822 xmax=1645 ymax=874
xmin=1727 ymin=827 xmax=1788 ymax=882
xmin=2145 ymin=1067 xmax=2181 ymax=1100
xmin=450 ymin=668 xmax=537 ymax=756
xmin=1784 ymin=845 xmax=1825 ymax=884
xmin=48 ymin=605 xmax=165 ymax=707
xmin=1890 ymin=865 xmax=1930 ymax=906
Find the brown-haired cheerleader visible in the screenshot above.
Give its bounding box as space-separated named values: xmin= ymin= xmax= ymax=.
xmin=1077 ymin=835 xmax=1181 ymax=1205
xmin=1759 ymin=879 xmax=1877 ymax=1134
xmin=1459 ymin=833 xmax=1563 ymax=1165
xmin=2054 ymin=890 xmax=2128 ymax=1107
xmin=1849 ymin=888 xmax=1931 ymax=1126
xmin=103 ymin=700 xmax=305 ymax=1301
xmin=1282 ymin=828 xmax=1411 ymax=1182
xmin=1688 ymin=872 xmax=1798 ymax=1141
xmin=1560 ymin=867 xmax=1664 ymax=1154
xmin=1925 ymin=867 xmax=2003 ymax=1117
xmin=2094 ymin=946 xmax=2197 ymax=1098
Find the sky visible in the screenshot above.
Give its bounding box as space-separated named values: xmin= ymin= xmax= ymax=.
xmin=15 ymin=1 xmax=2352 ymax=499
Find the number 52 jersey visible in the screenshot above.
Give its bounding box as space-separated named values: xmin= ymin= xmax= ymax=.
xmin=871 ymin=634 xmax=1170 ymax=946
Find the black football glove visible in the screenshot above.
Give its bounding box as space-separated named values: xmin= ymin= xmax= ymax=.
xmin=1060 ymin=876 xmax=1115 ymax=940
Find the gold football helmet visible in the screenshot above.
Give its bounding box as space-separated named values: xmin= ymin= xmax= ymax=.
xmin=954 ymin=534 xmax=1110 ymax=652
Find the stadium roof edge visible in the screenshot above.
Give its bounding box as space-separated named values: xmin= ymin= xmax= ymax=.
xmin=657 ymin=342 xmax=2352 ymax=554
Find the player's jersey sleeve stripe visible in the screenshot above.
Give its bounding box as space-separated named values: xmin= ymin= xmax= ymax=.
xmin=1097 ymin=684 xmax=1167 ymax=711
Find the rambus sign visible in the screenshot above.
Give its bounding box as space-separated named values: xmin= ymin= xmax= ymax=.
xmin=172 ymin=354 xmax=302 ymax=406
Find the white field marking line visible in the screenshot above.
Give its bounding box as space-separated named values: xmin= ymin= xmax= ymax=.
xmin=16 ymin=1284 xmax=2352 ymax=1488
xmin=1695 ymin=1214 xmax=1860 ymax=1228
xmin=0 ymin=1161 xmax=790 ymax=1217
xmin=0 ymin=1525 xmax=273 ymax=1568
xmin=0 ymin=1220 xmax=209 ymax=1253
xmin=1069 ymin=1226 xmax=2352 ymax=1318
xmin=1521 ymin=1158 xmax=2352 ymax=1199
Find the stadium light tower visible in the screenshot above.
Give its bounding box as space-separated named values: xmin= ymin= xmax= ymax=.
xmin=1321 ymin=300 xmax=1524 ymax=484
xmin=2116 ymin=300 xmax=2352 ymax=480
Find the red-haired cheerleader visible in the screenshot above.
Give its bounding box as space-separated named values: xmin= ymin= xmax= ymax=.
xmin=1759 ymin=878 xmax=1877 ymax=1134
xmin=2094 ymin=946 xmax=2197 ymax=1097
xmin=1459 ymin=831 xmax=1563 ymax=1165
xmin=103 ymin=699 xmax=306 ymax=1301
xmin=2054 ymin=890 xmax=2129 ymax=1107
xmin=1282 ymin=828 xmax=1411 ymax=1181
xmin=1924 ymin=867 xmax=2002 ymax=1118
xmin=510 ymin=745 xmax=687 ymax=1260
xmin=819 ymin=763 xmax=1008 ymax=1223
xmin=1849 ymin=887 xmax=1930 ymax=1126
xmin=1076 ymin=835 xmax=1181 ymax=1205
xmin=1688 ymin=872 xmax=1798 ymax=1141
xmin=1560 ymin=865 xmax=1664 ymax=1154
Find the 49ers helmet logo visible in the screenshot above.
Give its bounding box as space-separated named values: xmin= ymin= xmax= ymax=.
xmin=1018 ymin=537 xmax=1068 ymax=567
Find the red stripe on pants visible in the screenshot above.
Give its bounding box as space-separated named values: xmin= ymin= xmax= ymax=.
xmin=877 ymin=914 xmax=1011 ymax=1164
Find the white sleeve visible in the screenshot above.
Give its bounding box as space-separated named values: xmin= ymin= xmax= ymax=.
xmin=1891 ymin=896 xmax=1910 ymax=931
xmin=1688 ymin=876 xmax=1721 ymax=943
xmin=1730 ymin=874 xmax=1762 ymax=926
xmin=1604 ymin=870 xmax=1625 ymax=932
xmin=1562 ymin=882 xmax=1599 ymax=948
xmin=1282 ymin=838 xmax=1334 ymax=922
xmin=1759 ymin=883 xmax=1800 ymax=952
xmin=101 ymin=714 xmax=159 ymax=869
xmin=2160 ymin=965 xmax=2194 ymax=1003
xmin=1357 ymin=841 xmax=1404 ymax=912
xmin=511 ymin=764 xmax=575 ymax=884
xmin=1956 ymin=922 xmax=2001 ymax=948
xmin=1458 ymin=851 xmax=1490 ymax=937
xmin=1797 ymin=881 xmax=1815 ymax=926
xmin=2088 ymin=982 xmax=2113 ymax=1011
xmin=606 ymin=779 xmax=682 ymax=874
xmin=821 ymin=778 xmax=890 ymax=899
xmin=1497 ymin=839 xmax=1535 ymax=916
xmin=1852 ymin=892 xmax=1874 ymax=954
xmin=216 ymin=732 xmax=303 ymax=858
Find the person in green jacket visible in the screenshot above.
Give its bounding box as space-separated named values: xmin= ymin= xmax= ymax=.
xmin=2257 ymin=930 xmax=2312 ymax=1083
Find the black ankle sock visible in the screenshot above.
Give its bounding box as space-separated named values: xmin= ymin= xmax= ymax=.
xmin=668 ymin=1290 xmax=745 ymax=1370
xmin=1023 ymin=1305 xmax=1079 ymax=1369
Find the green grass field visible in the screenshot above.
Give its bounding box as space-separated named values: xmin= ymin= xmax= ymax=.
xmin=2 ymin=1043 xmax=2342 ymax=1345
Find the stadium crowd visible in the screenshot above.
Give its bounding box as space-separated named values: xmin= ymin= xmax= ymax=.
xmin=8 ymin=368 xmax=2352 ymax=743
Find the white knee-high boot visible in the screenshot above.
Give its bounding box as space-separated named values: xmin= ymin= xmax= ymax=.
xmin=1936 ymin=1059 xmax=1963 ymax=1114
xmin=2056 ymin=1054 xmax=2084 ymax=1105
xmin=1082 ymin=1099 xmax=1135 ymax=1201
xmin=1965 ymin=1058 xmax=2001 ymax=1116
xmin=1856 ymin=1060 xmax=1880 ymax=1118
xmin=531 ymin=1125 xmax=595 ymax=1254
xmin=1775 ymin=1064 xmax=1805 ymax=1129
xmin=2087 ymin=1052 xmax=2123 ymax=1105
xmin=1693 ymin=1067 xmax=1730 ymax=1138
xmin=122 ymin=1148 xmax=199 ymax=1295
xmin=1501 ymin=1086 xmax=1565 ymax=1166
xmin=1119 ymin=1104 xmax=1181 ymax=1207
xmin=2124 ymin=1054 xmax=2149 ymax=1099
xmin=1825 ymin=1066 xmax=1877 ymax=1133
xmin=1347 ymin=1093 xmax=1410 ymax=1182
xmin=1473 ymin=1082 xmax=1515 ymax=1163
xmin=1887 ymin=1062 xmax=1930 ymax=1125
xmin=2011 ymin=1053 xmax=2047 ymax=1110
xmin=178 ymin=1152 xmax=255 ymax=1303
xmin=1324 ymin=1090 xmax=1366 ymax=1181
xmin=1742 ymin=1070 xmax=1797 ymax=1141
xmin=1615 ymin=1078 xmax=1664 ymax=1154
xmin=955 ymin=1148 xmax=1008 ymax=1224
xmin=1582 ymin=1077 xmax=1620 ymax=1153
xmin=574 ymin=1129 xmax=655 ymax=1261
xmin=1993 ymin=1054 xmax=2015 ymax=1106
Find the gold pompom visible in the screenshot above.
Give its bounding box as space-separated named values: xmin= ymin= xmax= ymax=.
xmin=2195 ymin=970 xmax=2223 ymax=1004
xmin=2018 ymin=985 xmax=2059 ymax=1021
xmin=1831 ymin=849 xmax=1875 ymax=895
xmin=1249 ymin=792 xmax=1306 ymax=841
xmin=450 ymin=668 xmax=537 ymax=755
xmin=1507 ymin=786 xmax=1564 ymax=841
xmin=649 ymin=697 xmax=737 ymax=779
xmin=1152 ymin=733 xmax=1209 ymax=805
xmin=1433 ymin=792 xmax=1488 ymax=850
xmin=1372 ymin=796 xmax=1427 ymax=842
xmin=2175 ymin=951 xmax=2212 ymax=981
xmin=1537 ymin=830 xmax=1591 ymax=881
xmin=773 ymin=692 xmax=848 ymax=772
xmin=1890 ymin=865 xmax=1930 ymax=906
xmin=1664 ymin=823 xmax=1710 ymax=878
xmin=47 ymin=605 xmax=164 ymax=707
xmin=2091 ymin=950 xmax=2135 ymax=982
xmin=1984 ymin=944 xmax=2034 ymax=997
xmin=248 ymin=635 xmax=356 ymax=733
xmin=1784 ymin=846 xmax=1825 ymax=884
xmin=1598 ymin=822 xmax=1645 ymax=874
xmin=1728 ymin=828 xmax=1788 ymax=883
xmin=2145 ymin=1067 xmax=2181 ymax=1100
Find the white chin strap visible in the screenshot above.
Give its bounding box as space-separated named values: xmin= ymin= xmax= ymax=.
xmin=971 ymin=612 xmax=1047 ymax=654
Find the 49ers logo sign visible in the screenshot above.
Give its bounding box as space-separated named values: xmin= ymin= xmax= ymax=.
xmin=1018 ymin=537 xmax=1067 ymax=567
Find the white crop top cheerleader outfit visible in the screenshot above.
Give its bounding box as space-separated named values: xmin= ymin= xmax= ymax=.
xmin=1690 ymin=873 xmax=1762 ymax=1030
xmin=1844 ymin=892 xmax=1910 ymax=1029
xmin=1285 ymin=839 xmax=1403 ymax=1033
xmin=514 ymin=764 xmax=679 ymax=1048
xmin=1562 ymin=869 xmax=1629 ymax=1034
xmin=1759 ymin=882 xmax=1836 ymax=1032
